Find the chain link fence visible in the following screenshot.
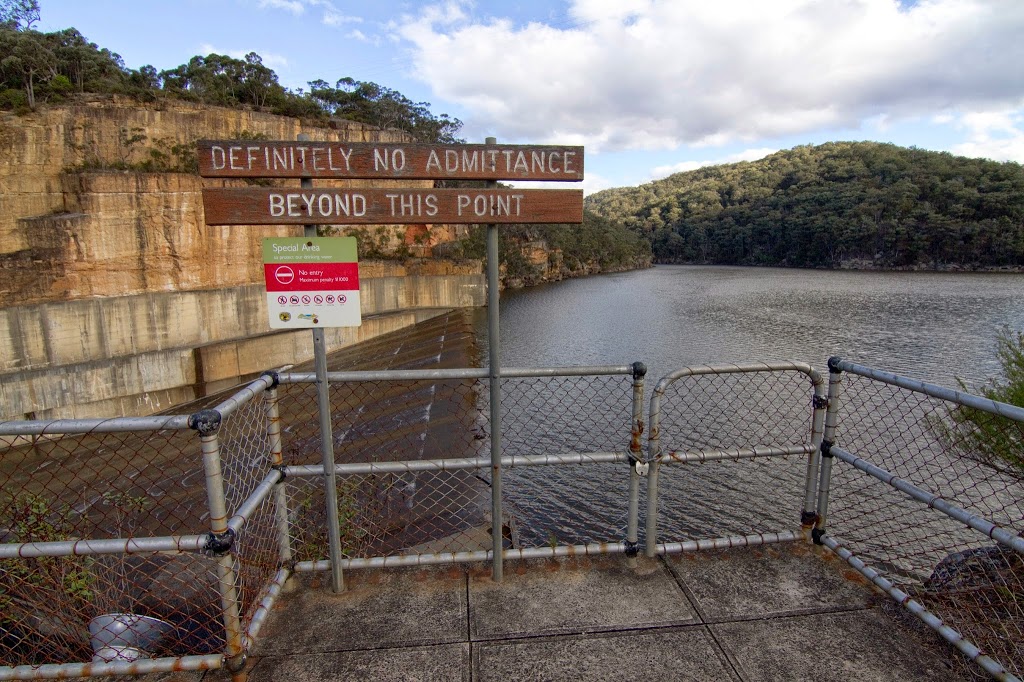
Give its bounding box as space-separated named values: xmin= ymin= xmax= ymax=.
xmin=821 ymin=360 xmax=1024 ymax=679
xmin=5 ymin=351 xmax=1021 ymax=680
xmin=0 ymin=417 xmax=226 ymax=674
xmin=0 ymin=375 xmax=282 ymax=678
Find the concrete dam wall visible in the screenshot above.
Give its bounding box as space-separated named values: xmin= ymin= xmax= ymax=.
xmin=1 ymin=261 xmax=484 ymax=421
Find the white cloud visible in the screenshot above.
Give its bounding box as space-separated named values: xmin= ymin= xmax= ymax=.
xmin=392 ymin=0 xmax=1024 ymax=153
xmin=256 ymin=0 xmax=363 ymax=28
xmin=650 ymin=147 xmax=780 ymax=180
xmin=257 ymin=0 xmax=304 ymax=14
xmin=198 ymin=44 xmax=290 ymax=70
xmin=948 ymin=106 xmax=1024 ymax=163
xmin=323 ymin=13 xmax=362 ymax=26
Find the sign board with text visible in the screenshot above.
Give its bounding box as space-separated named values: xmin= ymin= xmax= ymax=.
xmin=203 ymin=188 xmax=583 ymax=225
xmin=197 ymin=141 xmax=584 ymax=182
xmin=263 ymin=237 xmax=360 ymax=329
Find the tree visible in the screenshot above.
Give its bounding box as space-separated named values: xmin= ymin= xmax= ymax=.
xmin=0 ymin=0 xmax=40 ymax=30
xmin=0 ymin=27 xmax=55 ymax=109
xmin=940 ymin=328 xmax=1024 ymax=479
xmin=308 ymin=77 xmax=463 ymax=143
xmin=240 ymin=52 xmax=276 ymax=108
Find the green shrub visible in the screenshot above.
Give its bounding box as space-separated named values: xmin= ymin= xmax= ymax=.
xmin=941 ymin=328 xmax=1024 ymax=478
xmin=0 ymin=87 xmax=28 ymax=111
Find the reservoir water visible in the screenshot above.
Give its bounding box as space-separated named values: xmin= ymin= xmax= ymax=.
xmin=496 ymin=265 xmax=1024 ymax=387
xmin=478 ymin=265 xmax=1024 ymax=546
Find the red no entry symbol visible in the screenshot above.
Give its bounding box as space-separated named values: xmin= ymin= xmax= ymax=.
xmin=275 ymin=266 xmax=295 ymax=285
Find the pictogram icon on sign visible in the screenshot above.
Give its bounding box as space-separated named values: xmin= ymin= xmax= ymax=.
xmin=301 ymin=295 xmax=311 ymax=304
xmin=313 ymin=295 xmax=324 ymax=304
xmin=289 ymin=295 xmax=299 ymax=304
xmin=275 ymin=265 xmax=295 ymax=285
xmin=339 ymin=295 xmax=347 ymax=304
xmin=277 ymin=295 xmax=288 ymax=305
xmin=325 ymin=295 xmax=336 ymax=304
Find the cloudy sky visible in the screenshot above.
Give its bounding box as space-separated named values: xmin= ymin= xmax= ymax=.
xmin=40 ymin=0 xmax=1024 ymax=194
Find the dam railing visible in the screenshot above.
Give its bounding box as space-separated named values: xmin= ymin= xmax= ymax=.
xmin=0 ymin=359 xmax=1021 ymax=680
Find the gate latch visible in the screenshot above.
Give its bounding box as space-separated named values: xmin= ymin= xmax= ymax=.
xmin=635 ymin=461 xmax=650 ymax=476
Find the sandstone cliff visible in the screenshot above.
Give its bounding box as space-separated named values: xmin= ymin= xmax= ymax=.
xmin=0 ymin=98 xmax=485 ymax=421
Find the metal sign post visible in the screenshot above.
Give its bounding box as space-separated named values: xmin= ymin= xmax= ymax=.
xmin=298 ymin=133 xmax=346 ymax=594
xmin=484 ymin=137 xmax=504 ymax=582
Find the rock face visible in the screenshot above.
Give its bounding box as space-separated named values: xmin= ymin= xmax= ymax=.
xmin=925 ymin=545 xmax=1022 ymax=592
xmin=0 ymin=98 xmax=485 ymax=421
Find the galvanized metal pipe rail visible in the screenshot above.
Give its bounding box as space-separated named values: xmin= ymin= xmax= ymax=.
xmin=282 ymin=452 xmax=630 ymax=478
xmin=243 ymin=567 xmax=292 ymax=650
xmin=658 ymin=444 xmax=815 ymax=465
xmin=291 ymin=531 xmax=803 ymax=572
xmin=822 ymin=536 xmax=1020 ymax=682
xmin=832 ymin=358 xmax=1024 ymax=423
xmin=279 ymin=364 xmax=635 ymax=384
xmin=212 ymin=373 xmax=276 ymax=420
xmin=0 ymin=534 xmax=206 ymax=559
xmin=226 ymin=469 xmax=283 ymax=535
xmin=294 ymin=542 xmax=630 ymax=571
xmin=0 ymin=415 xmax=190 ymax=435
xmin=654 ymin=530 xmax=801 ymax=555
xmin=829 ymin=445 xmax=1024 ymax=554
xmin=0 ymin=654 xmax=224 ymax=681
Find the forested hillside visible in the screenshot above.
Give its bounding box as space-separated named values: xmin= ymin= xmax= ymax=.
xmin=585 ymin=142 xmax=1024 ymax=269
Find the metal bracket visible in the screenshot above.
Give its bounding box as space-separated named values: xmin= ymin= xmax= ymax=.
xmin=624 ymin=540 xmax=639 ymax=558
xmin=821 ymin=439 xmax=835 ymax=458
xmin=204 ymin=528 xmax=236 ymax=556
xmin=812 ymin=395 xmax=829 ymax=409
xmin=270 ymin=463 xmax=288 ymax=482
xmin=635 ymin=461 xmax=650 ymax=476
xmin=224 ymin=652 xmax=248 ymax=673
xmin=187 ymin=409 xmax=222 ymax=436
xmin=811 ymin=527 xmax=826 ymax=545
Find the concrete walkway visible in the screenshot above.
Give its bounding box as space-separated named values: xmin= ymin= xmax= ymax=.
xmin=213 ymin=542 xmax=972 ymax=681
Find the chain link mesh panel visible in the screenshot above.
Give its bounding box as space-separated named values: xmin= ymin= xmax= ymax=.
xmin=0 ymin=425 xmax=226 ymax=668
xmin=653 ymin=369 xmax=818 ymax=540
xmin=277 ymin=372 xmax=638 ymax=558
xmin=278 ymin=376 xmax=490 ymax=562
xmin=828 ymin=372 xmax=1024 ymax=678
xmin=217 ymin=390 xmax=284 ymax=631
xmin=500 ymin=375 xmax=635 ymax=548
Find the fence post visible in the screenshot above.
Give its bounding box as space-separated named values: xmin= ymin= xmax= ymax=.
xmin=812 ymin=357 xmax=845 ymax=544
xmin=802 ymin=377 xmax=828 ymax=539
xmin=626 ymin=362 xmax=647 ymax=568
xmin=263 ymin=372 xmax=292 ymax=565
xmin=485 ymin=136 xmax=504 ymax=582
xmin=645 ymin=380 xmax=664 ymax=558
xmin=190 ymin=409 xmax=247 ymax=679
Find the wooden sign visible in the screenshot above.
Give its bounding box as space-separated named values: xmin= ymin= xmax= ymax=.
xmin=197 ymin=141 xmax=584 ymax=181
xmin=202 ymin=188 xmax=584 ymax=225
